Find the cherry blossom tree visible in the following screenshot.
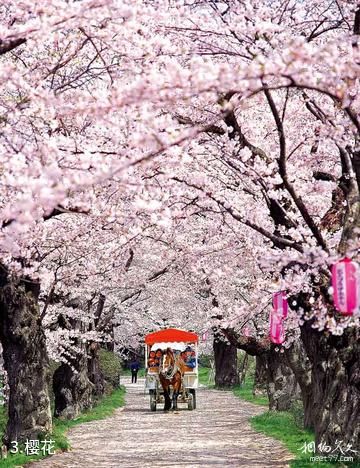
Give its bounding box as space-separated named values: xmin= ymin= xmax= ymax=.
xmin=0 ymin=0 xmax=359 ymax=455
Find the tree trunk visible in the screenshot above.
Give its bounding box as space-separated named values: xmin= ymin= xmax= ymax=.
xmin=53 ymin=354 xmax=94 ymax=420
xmin=301 ymin=322 xmax=360 ymax=453
xmin=87 ymin=294 xmax=106 ymax=398
xmin=0 ymin=271 xmax=52 ymax=447
xmin=284 ymin=340 xmax=314 ymax=429
xmin=213 ymin=336 xmax=239 ymax=387
xmin=265 ymin=350 xmax=299 ymax=411
xmin=221 ymin=327 xmax=300 ymax=410
xmin=253 ymin=355 xmax=268 ymax=397
xmin=238 ymin=352 xmax=249 ymax=385
xmin=105 ymin=330 xmax=115 ymax=353
xmin=53 ymin=297 xmax=96 ymax=419
xmin=88 ymin=343 xmax=105 ymax=398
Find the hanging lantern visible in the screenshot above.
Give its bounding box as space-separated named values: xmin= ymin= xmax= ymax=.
xmin=269 ymin=291 xmax=288 ymax=344
xmin=273 ymin=291 xmax=288 ymax=319
xmin=332 ymin=258 xmax=360 ymax=316
xmin=201 ymin=330 xmax=209 ymax=342
xmin=269 ymin=310 xmax=285 ymax=344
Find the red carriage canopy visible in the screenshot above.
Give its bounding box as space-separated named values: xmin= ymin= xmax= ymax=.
xmin=144 ymin=328 xmax=198 ymax=345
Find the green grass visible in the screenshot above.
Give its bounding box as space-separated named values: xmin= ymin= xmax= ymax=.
xmin=198 ymin=367 xmax=211 ymax=386
xmin=233 ymin=378 xmax=358 ymax=468
xmin=233 ymin=378 xmax=269 ymax=406
xmin=0 ymin=408 xmax=5 ymax=449
xmin=0 ymin=386 xmax=126 ymax=467
xmin=251 ymin=411 xmax=359 ymax=468
xmin=99 ymin=349 xmax=122 ymax=389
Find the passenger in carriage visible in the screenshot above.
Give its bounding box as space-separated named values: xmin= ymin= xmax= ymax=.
xmin=189 ymin=350 xmax=196 ymax=368
xmin=148 ymin=351 xmax=157 ymax=368
xmin=154 ymin=349 xmax=163 ymax=367
xmin=184 ymin=347 xmax=196 ymax=369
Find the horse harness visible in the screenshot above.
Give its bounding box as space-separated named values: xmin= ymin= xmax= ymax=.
xmin=160 ymin=353 xmax=182 ymax=380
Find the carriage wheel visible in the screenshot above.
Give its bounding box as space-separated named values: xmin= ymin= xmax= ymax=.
xmin=149 ymin=390 xmax=157 ymax=411
xmin=189 ymin=389 xmax=196 ymax=409
xmin=187 ymin=392 xmax=194 ymax=411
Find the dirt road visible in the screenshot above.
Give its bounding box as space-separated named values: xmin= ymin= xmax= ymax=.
xmin=30 ymin=378 xmax=292 ymax=467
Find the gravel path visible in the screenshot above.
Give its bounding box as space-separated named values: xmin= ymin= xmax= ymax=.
xmin=30 ymin=378 xmax=292 ymax=467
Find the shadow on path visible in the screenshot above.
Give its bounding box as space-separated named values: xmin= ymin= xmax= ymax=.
xmin=29 ymin=378 xmax=292 ymax=468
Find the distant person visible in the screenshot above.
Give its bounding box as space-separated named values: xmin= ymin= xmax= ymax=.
xmin=130 ymin=359 xmax=140 ymax=383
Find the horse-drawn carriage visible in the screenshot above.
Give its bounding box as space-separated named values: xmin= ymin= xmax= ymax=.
xmin=144 ymin=328 xmax=198 ymax=411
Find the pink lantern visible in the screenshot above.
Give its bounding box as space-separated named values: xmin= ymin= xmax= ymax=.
xmin=269 ymin=311 xmax=285 ymax=344
xmin=201 ymin=330 xmax=209 ymax=342
xmin=270 ymin=291 xmax=288 ymax=344
xmin=273 ymin=291 xmax=288 ymax=319
xmin=332 ymin=258 xmax=360 ymax=316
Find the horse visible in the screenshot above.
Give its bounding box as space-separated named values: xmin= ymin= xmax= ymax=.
xmin=159 ymin=348 xmax=186 ymax=411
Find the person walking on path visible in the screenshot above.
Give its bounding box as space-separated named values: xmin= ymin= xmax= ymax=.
xmin=130 ymin=359 xmax=140 ymax=383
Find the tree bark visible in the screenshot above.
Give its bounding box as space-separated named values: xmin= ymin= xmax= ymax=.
xmin=53 ymin=355 xmax=93 ymax=419
xmin=284 ymin=340 xmax=314 ymax=429
xmin=213 ymin=335 xmax=239 ymax=387
xmin=88 ymin=342 xmax=105 ymax=397
xmin=238 ymin=352 xmax=249 ymax=385
xmin=0 ymin=38 xmax=26 ymax=56
xmin=104 ymin=327 xmax=115 ymax=352
xmin=222 ymin=328 xmax=302 ymax=411
xmin=253 ymin=355 xmax=267 ymax=396
xmin=301 ymin=322 xmax=360 ymax=453
xmin=221 ymin=327 xmax=271 ymax=356
xmin=52 ymin=303 xmax=94 ymax=419
xmin=265 ymin=350 xmax=299 ymax=411
xmin=87 ymin=294 xmax=106 ymax=397
xmin=0 ymin=270 xmax=52 ymax=447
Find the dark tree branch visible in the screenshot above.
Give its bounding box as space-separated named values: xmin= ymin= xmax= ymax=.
xmin=2 ymin=205 xmax=89 ymax=228
xmin=220 ymin=94 xmax=297 ymax=232
xmin=43 ymin=205 xmax=90 ymax=221
xmin=94 ymin=294 xmax=106 ymax=328
xmin=0 ymin=38 xmax=26 ymax=55
xmin=313 ymin=171 xmax=336 ymax=182
xmin=124 ymin=249 xmax=134 ymax=272
xmin=263 ymin=87 xmax=329 ymax=253
xmin=148 ymin=266 xmax=169 ymax=282
xmin=174 ymin=114 xmax=226 ymax=136
xmin=220 ymin=94 xmax=270 ymax=162
xmin=40 ymin=282 xmax=56 ymax=321
xmin=307 ymin=20 xmax=343 ymax=42
xmin=172 ymin=177 xmax=304 ymax=252
xmin=120 ymin=289 xmax=142 ymax=304
xmin=221 ymin=328 xmax=272 ymax=356
xmin=354 ymin=8 xmax=360 ymax=36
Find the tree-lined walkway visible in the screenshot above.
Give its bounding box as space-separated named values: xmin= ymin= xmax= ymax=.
xmin=30 ymin=378 xmax=292 ymax=467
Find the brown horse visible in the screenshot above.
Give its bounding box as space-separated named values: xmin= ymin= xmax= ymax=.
xmin=159 ymin=348 xmax=186 ymax=411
